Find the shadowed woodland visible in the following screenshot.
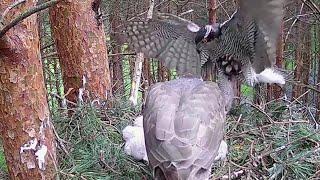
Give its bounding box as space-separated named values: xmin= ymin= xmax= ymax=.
xmin=0 ymin=0 xmax=319 ymax=179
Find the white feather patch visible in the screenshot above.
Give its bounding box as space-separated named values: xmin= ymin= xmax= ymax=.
xmin=187 ymin=23 xmax=201 ymax=32
xmin=35 ymin=145 xmax=48 ymax=170
xmin=214 ymin=140 xmax=228 ymax=161
xmin=122 ymin=116 xmax=148 ymax=161
xmin=255 ymin=68 xmax=285 ymax=84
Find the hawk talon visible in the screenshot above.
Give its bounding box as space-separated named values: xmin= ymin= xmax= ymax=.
xmin=217 ymin=55 xmax=242 ymax=77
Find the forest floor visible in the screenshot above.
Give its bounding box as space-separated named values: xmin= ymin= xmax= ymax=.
xmin=54 ymin=98 xmax=320 ymax=180
xmin=0 ymin=98 xmax=319 ymax=179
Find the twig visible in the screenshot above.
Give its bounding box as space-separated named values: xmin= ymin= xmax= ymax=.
xmin=301 ymin=0 xmax=320 ymax=21
xmin=99 ymin=150 xmax=121 ymax=174
xmin=258 ymin=132 xmax=317 ymax=158
xmin=217 ymin=0 xmax=230 ymax=19
xmin=229 ymin=160 xmax=248 ymax=170
xmin=1 ymin=0 xmax=26 ymax=21
xmin=0 ymin=0 xmax=60 ymax=38
xmin=178 ymin=9 xmax=194 ymax=16
xmin=288 ymin=81 xmax=320 ymax=94
xmin=50 ymin=92 xmax=77 ymax=106
xmin=284 ymin=2 xmax=305 ymax=44
xmin=227 ymin=120 xmax=309 ymax=139
xmin=52 ymin=124 xmax=70 ymax=156
xmin=108 ymin=52 xmax=136 ymax=57
xmin=221 ymin=170 xmax=245 ymax=180
xmin=231 ymin=114 xmax=242 ymax=133
xmin=245 ymin=102 xmax=274 ymax=123
xmin=290 ymin=89 xmax=311 ymax=105
xmin=126 ymin=0 xmax=168 ymax=21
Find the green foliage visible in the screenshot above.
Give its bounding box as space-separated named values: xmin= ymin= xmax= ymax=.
xmin=0 ymin=141 xmax=7 ymax=172
xmin=54 ymin=100 xmax=151 ymax=179
xmin=52 ymin=97 xmax=319 ymax=179
xmin=212 ymin=102 xmax=320 ymax=179
xmin=241 ymin=84 xmax=254 ymax=98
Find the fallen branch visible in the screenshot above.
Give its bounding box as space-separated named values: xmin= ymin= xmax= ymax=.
xmin=221 ymin=170 xmax=245 ymax=179
xmin=0 ymin=0 xmax=60 ymax=38
xmin=108 ymin=52 xmax=136 ymax=57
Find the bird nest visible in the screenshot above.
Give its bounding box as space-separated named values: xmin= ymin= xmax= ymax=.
xmin=52 ymin=98 xmax=319 ymax=179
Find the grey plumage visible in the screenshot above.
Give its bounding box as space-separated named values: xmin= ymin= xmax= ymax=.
xmin=126 ymin=1 xmax=285 ymax=179
xmin=143 ymin=77 xmax=232 ymax=180
xmin=126 ymin=15 xmax=203 ymax=76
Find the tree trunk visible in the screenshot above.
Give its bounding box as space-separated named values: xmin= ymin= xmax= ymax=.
xmin=110 ymin=3 xmax=124 ymax=95
xmin=316 ymin=25 xmax=320 ymax=123
xmin=208 ymin=0 xmax=217 ymax=24
xmin=268 ymin=22 xmax=284 ymax=100
xmin=49 ymin=0 xmax=111 ymax=104
xmin=142 ymin=59 xmax=152 ymax=91
xmin=0 ymin=1 xmax=57 ymax=179
xmin=157 ymin=62 xmax=169 ymax=82
xmin=202 ymin=0 xmax=217 ymax=81
xmin=292 ymin=20 xmax=311 ymax=102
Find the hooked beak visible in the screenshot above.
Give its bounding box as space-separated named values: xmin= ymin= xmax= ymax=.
xmin=195 ymin=23 xmax=221 ymax=44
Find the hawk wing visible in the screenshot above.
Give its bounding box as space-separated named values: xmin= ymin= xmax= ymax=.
xmin=125 ymin=14 xmax=202 ymax=75
xmin=239 ymin=0 xmax=284 ymax=72
xmin=241 ymin=0 xmax=284 ymax=73
xmin=143 ymin=78 xmax=226 ymax=179
xmin=220 ymin=0 xmax=284 ymax=74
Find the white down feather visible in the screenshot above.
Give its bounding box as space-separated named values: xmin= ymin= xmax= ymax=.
xmin=122 ymin=116 xmax=148 ymax=161
xmin=248 ymin=67 xmax=285 ymax=86
xmin=122 ymin=116 xmax=228 ymax=162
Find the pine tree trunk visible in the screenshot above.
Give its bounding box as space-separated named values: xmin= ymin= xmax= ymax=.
xmin=316 ymin=25 xmax=320 ymax=123
xmin=110 ymin=4 xmax=124 ymax=95
xmin=209 ymin=0 xmax=217 ymax=24
xmin=292 ymin=23 xmax=311 ymax=101
xmin=202 ymin=0 xmax=217 ymax=81
xmin=49 ymin=0 xmax=112 ymax=104
xmin=268 ymin=22 xmax=284 ymax=100
xmin=0 ymin=1 xmax=56 ymax=179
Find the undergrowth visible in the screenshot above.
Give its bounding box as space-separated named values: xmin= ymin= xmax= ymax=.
xmin=0 ymin=140 xmax=8 ymax=179
xmin=52 ymin=98 xmax=319 ymax=179
xmin=213 ymin=101 xmax=320 ymax=179
xmin=53 ymin=99 xmax=151 ymax=180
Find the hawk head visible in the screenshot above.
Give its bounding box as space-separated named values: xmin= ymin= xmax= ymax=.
xmin=195 ymin=23 xmax=221 ymax=44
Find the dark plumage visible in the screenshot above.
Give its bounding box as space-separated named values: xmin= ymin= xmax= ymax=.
xmin=125 ymin=0 xmax=286 ymax=86
xmin=198 ymin=0 xmax=286 ymax=85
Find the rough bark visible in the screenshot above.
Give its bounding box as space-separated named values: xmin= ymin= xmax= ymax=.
xmin=208 ymin=0 xmax=217 ymax=24
xmin=0 ymin=0 xmax=56 ymax=179
xmin=202 ymin=0 xmax=217 ymax=81
xmin=110 ymin=4 xmax=124 ymax=95
xmin=316 ymin=25 xmax=320 ymax=123
xmin=49 ymin=0 xmax=111 ymax=104
xmin=292 ymin=19 xmax=311 ymax=102
xmin=157 ymin=62 xmax=168 ymax=82
xmin=253 ymin=85 xmax=262 ymax=105
xmin=142 ymin=59 xmax=152 ymax=95
xmin=268 ymin=22 xmax=284 ymax=100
